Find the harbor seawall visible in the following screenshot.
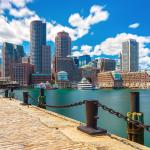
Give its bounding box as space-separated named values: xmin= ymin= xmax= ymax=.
xmin=0 ymin=97 xmax=150 ymax=150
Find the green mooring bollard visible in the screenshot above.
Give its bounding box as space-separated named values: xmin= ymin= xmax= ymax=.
xmin=127 ymin=92 xmax=144 ymax=145
xmin=127 ymin=112 xmax=144 ymax=145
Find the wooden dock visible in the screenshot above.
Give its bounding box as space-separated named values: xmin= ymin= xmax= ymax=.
xmin=0 ymin=98 xmax=149 ymax=150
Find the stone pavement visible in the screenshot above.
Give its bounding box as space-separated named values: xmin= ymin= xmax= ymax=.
xmin=0 ymin=98 xmax=149 ymax=150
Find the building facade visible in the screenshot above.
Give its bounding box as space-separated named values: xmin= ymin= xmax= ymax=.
xmin=30 ymin=20 xmax=46 ymax=73
xmin=97 ymin=58 xmax=116 ymax=72
xmin=55 ymin=31 xmax=71 ymax=57
xmin=2 ymin=42 xmax=25 ymax=78
xmin=12 ymin=63 xmax=34 ymax=86
xmin=53 ymin=31 xmax=81 ymax=82
xmin=79 ymin=55 xmax=91 ymax=67
xmin=97 ymin=71 xmax=150 ymax=88
xmin=42 ymin=45 xmax=51 ymax=74
xmin=31 ymin=74 xmax=51 ymax=84
xmin=122 ymin=39 xmax=139 ymax=72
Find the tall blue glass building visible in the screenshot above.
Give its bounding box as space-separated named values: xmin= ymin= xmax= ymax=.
xmin=30 ymin=20 xmax=46 ymax=73
xmin=79 ymin=55 xmax=91 ymax=67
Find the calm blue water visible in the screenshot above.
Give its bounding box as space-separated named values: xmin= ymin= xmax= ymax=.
xmin=5 ymin=88 xmax=150 ymax=147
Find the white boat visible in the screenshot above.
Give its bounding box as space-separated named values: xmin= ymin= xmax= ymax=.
xmin=77 ymin=78 xmax=95 ymax=90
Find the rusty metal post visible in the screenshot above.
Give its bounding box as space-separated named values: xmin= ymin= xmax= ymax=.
xmin=130 ymin=92 xmax=140 ymax=112
xmin=5 ymin=90 xmax=8 ymax=98
xmin=40 ymin=88 xmax=44 ymax=96
xmin=77 ymin=100 xmax=107 ymax=135
xmin=127 ymin=92 xmax=144 ymax=145
xmin=9 ymin=88 xmax=14 ymax=100
xmin=23 ymin=92 xmax=29 ymax=105
xmin=38 ymin=88 xmax=46 ymax=109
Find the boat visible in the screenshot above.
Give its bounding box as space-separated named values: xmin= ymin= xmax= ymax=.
xmin=77 ymin=78 xmax=95 ymax=90
xmin=34 ymin=82 xmax=58 ymax=90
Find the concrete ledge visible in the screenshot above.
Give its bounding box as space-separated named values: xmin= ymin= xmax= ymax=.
xmin=0 ymin=97 xmax=149 ymax=150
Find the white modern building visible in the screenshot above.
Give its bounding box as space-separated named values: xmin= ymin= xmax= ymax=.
xmin=122 ymin=39 xmax=139 ymax=72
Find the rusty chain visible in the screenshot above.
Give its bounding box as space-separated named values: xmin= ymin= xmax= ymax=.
xmin=27 ymin=94 xmax=150 ymax=132
xmin=28 ymin=94 xmax=38 ymax=103
xmin=98 ymin=102 xmax=150 ymax=132
xmin=28 ymin=94 xmax=86 ymax=108
xmin=0 ymin=89 xmax=9 ymax=95
xmin=44 ymin=100 xmax=86 ymax=108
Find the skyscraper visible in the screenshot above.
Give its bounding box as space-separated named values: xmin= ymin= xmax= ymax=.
xmin=53 ymin=31 xmax=81 ymax=82
xmin=122 ymin=39 xmax=139 ymax=72
xmin=55 ymin=31 xmax=71 ymax=57
xmin=30 ymin=20 xmax=46 ymax=73
xmin=79 ymin=55 xmax=91 ymax=67
xmin=42 ymin=45 xmax=51 ymax=74
xmin=2 ymin=42 xmax=24 ymax=77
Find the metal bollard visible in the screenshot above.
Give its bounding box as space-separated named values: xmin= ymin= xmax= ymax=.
xmin=77 ymin=100 xmax=107 ymax=135
xmin=22 ymin=92 xmax=29 ymax=105
xmin=9 ymin=88 xmax=14 ymax=100
xmin=40 ymin=88 xmax=45 ymax=96
xmin=130 ymin=92 xmax=140 ymax=112
xmin=5 ymin=90 xmax=8 ymax=98
xmin=38 ymin=88 xmax=46 ymax=109
xmin=127 ymin=92 xmax=144 ymax=145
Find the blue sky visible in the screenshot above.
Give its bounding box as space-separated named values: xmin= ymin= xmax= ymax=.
xmin=0 ymin=0 xmax=150 ymax=69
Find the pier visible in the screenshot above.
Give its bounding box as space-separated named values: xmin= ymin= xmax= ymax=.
xmin=0 ymin=97 xmax=149 ymax=150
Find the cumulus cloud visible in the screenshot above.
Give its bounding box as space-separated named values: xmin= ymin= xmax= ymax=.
xmin=72 ymin=46 xmax=78 ymax=50
xmin=72 ymin=44 xmax=102 ymax=57
xmin=68 ymin=5 xmax=109 ymax=39
xmin=0 ymin=0 xmax=33 ymax=10
xmin=73 ymin=33 xmax=150 ymax=69
xmin=128 ymin=23 xmax=140 ymax=29
xmin=9 ymin=7 xmax=35 ymax=18
xmin=69 ymin=5 xmax=109 ymax=28
xmin=0 ymin=3 xmax=109 ymax=44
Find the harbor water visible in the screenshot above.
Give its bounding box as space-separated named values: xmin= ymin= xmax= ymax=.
xmin=13 ymin=88 xmax=150 ymax=147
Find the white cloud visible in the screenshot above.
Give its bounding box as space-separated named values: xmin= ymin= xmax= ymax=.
xmin=129 ymin=23 xmax=140 ymax=29
xmin=69 ymin=5 xmax=109 ymax=28
xmin=72 ymin=33 xmax=150 ymax=69
xmin=0 ymin=0 xmax=12 ymax=10
xmin=9 ymin=7 xmax=35 ymax=18
xmin=68 ymin=5 xmax=109 ymax=40
xmin=0 ymin=0 xmax=33 ymax=10
xmin=11 ymin=0 xmax=33 ymax=8
xmin=0 ymin=3 xmax=109 ymax=45
xmin=72 ymin=46 xmax=78 ymax=50
xmin=72 ymin=44 xmax=102 ymax=57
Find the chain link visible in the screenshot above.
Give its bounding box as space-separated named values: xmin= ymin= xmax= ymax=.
xmin=28 ymin=94 xmax=38 ymax=103
xmin=44 ymin=100 xmax=86 ymax=108
xmin=98 ymin=102 xmax=150 ymax=132
xmin=28 ymin=94 xmax=86 ymax=108
xmin=0 ymin=89 xmax=9 ymax=95
xmin=27 ymin=94 xmax=150 ymax=133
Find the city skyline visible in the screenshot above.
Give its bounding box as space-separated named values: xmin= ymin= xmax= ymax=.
xmin=0 ymin=0 xmax=150 ymax=70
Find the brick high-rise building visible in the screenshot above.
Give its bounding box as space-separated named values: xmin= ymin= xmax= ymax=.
xmin=55 ymin=31 xmax=71 ymax=57
xmin=2 ymin=42 xmax=25 ymax=78
xmin=12 ymin=63 xmax=34 ymax=86
xmin=53 ymin=31 xmax=81 ymax=82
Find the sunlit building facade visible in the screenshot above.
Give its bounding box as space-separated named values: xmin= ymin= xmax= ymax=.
xmin=122 ymin=39 xmax=139 ymax=72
